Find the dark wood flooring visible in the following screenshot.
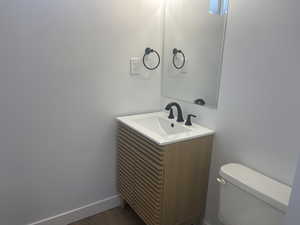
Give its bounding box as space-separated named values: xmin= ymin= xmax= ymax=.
xmin=69 ymin=207 xmax=145 ymax=225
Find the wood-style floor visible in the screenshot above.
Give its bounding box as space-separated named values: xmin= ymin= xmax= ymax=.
xmin=69 ymin=207 xmax=145 ymax=225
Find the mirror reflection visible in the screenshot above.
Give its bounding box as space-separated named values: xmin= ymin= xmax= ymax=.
xmin=162 ymin=0 xmax=227 ymax=108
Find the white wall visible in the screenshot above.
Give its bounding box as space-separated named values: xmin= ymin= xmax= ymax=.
xmin=202 ymin=0 xmax=300 ymax=224
xmin=0 ymin=1 xmax=163 ymax=224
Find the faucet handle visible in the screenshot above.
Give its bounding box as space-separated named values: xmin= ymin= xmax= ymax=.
xmin=167 ymin=108 xmax=175 ymax=119
xmin=185 ymin=114 xmax=197 ymax=126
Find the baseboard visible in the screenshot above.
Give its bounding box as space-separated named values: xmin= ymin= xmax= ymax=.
xmin=27 ymin=195 xmax=121 ymax=225
xmin=203 ymin=220 xmax=213 ymax=225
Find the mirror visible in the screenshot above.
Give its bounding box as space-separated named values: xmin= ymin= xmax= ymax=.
xmin=162 ymin=0 xmax=227 ymax=108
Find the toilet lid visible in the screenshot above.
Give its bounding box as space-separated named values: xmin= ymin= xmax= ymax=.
xmin=220 ymin=163 xmax=291 ymax=213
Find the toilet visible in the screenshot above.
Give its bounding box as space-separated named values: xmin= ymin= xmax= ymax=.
xmin=218 ymin=163 xmax=292 ymax=225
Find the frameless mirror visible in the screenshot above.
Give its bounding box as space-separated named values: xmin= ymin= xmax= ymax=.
xmin=162 ymin=0 xmax=228 ymax=108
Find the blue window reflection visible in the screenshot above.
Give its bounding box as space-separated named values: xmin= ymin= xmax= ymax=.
xmin=209 ymin=0 xmax=229 ymax=15
xmin=221 ymin=0 xmax=229 ymax=15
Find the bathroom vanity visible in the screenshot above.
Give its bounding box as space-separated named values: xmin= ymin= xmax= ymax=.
xmin=117 ymin=112 xmax=214 ymax=225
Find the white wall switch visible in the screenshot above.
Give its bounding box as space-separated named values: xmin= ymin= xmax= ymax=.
xmin=130 ymin=57 xmax=141 ymax=75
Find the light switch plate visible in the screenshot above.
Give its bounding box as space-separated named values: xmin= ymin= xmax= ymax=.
xmin=130 ymin=57 xmax=141 ymax=75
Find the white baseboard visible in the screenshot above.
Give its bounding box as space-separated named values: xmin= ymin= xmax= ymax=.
xmin=203 ymin=220 xmax=213 ymax=225
xmin=27 ymin=195 xmax=121 ymax=225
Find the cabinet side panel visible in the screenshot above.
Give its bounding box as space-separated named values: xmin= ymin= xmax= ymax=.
xmin=163 ymin=136 xmax=213 ymax=225
xmin=162 ymin=143 xmax=180 ymax=225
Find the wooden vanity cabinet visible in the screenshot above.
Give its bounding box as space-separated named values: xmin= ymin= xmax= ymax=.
xmin=118 ymin=123 xmax=213 ymax=225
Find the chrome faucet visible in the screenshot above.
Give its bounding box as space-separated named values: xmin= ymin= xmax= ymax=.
xmin=165 ymin=102 xmax=184 ymax=122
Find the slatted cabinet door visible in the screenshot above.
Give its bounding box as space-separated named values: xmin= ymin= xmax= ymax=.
xmin=118 ymin=125 xmax=165 ymax=225
xmin=118 ymin=126 xmax=137 ymax=208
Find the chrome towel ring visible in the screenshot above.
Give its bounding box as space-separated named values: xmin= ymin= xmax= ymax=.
xmin=143 ymin=48 xmax=160 ymax=70
xmin=172 ymin=48 xmax=186 ymax=70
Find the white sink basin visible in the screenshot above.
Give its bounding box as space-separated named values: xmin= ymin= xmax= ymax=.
xmin=133 ymin=116 xmax=190 ymax=136
xmin=117 ymin=112 xmax=215 ymax=145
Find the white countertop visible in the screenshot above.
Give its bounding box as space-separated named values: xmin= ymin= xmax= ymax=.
xmin=117 ymin=112 xmax=215 ymax=146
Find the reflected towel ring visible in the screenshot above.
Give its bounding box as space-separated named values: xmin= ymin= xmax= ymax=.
xmin=143 ymin=48 xmax=160 ymax=70
xmin=194 ymin=98 xmax=206 ymax=106
xmin=173 ymin=48 xmax=186 ymax=70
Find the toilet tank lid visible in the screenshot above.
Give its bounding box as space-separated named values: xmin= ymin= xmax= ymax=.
xmin=220 ymin=163 xmax=291 ymax=213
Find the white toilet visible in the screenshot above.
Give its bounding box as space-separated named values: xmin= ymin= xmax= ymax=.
xmin=218 ymin=163 xmax=292 ymax=225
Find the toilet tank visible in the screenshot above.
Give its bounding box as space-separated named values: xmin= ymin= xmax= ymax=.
xmin=218 ymin=164 xmax=291 ymax=225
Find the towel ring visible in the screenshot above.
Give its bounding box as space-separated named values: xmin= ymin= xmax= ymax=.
xmin=194 ymin=98 xmax=206 ymax=106
xmin=173 ymin=48 xmax=186 ymax=70
xmin=143 ymin=48 xmax=160 ymax=70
